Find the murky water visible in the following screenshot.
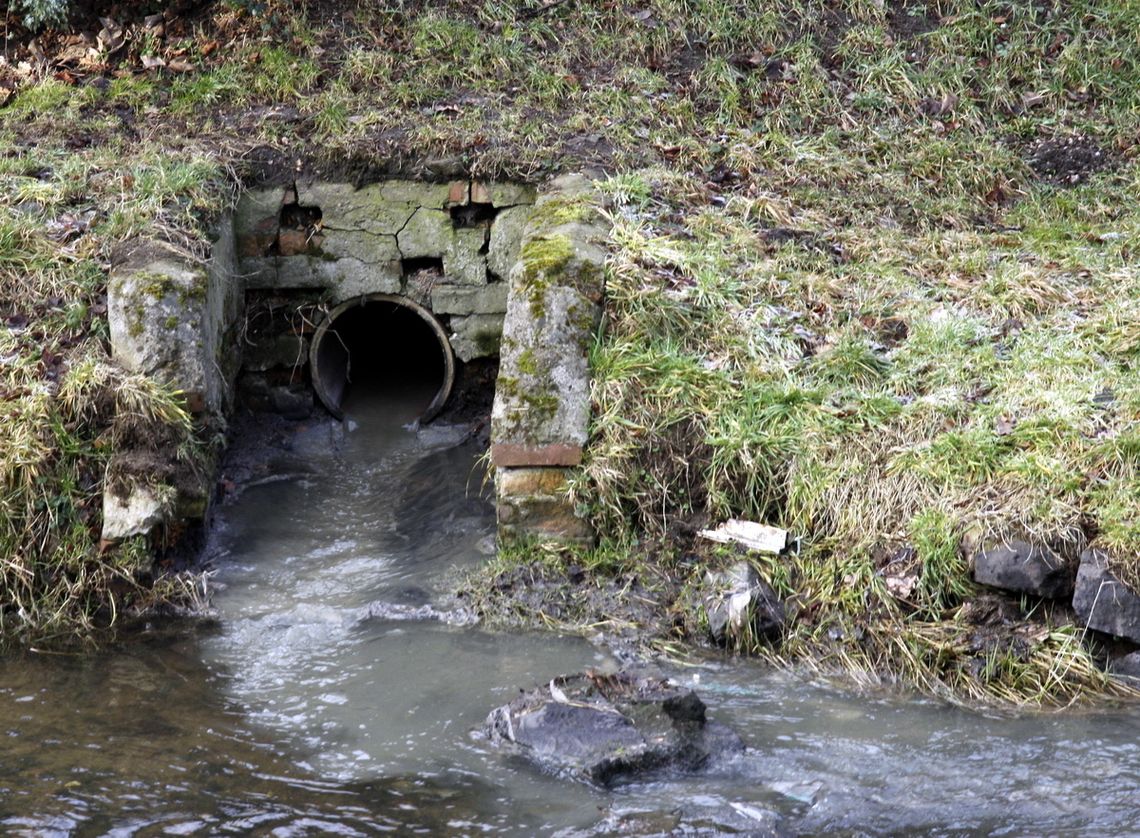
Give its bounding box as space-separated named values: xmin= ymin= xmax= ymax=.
xmin=4 ymin=386 xmax=1140 ymax=836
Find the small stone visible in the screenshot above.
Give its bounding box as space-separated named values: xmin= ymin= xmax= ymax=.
xmin=449 ymin=312 xmax=504 ymax=361
xmin=1108 ymin=651 xmax=1140 ymax=682
xmin=1072 ymin=549 xmax=1140 ymax=643
xmin=470 ymin=180 xmax=492 ymax=204
xmin=317 ymin=228 xmax=400 ymax=264
xmin=496 ymin=466 xmax=571 ymax=497
xmin=277 ymin=227 xmax=315 ymax=256
xmin=447 ymin=180 xmax=470 ymax=206
xmin=483 ymin=670 xmax=745 ymax=787
xmin=102 ymin=485 xmax=165 ymax=541
xmin=444 ymin=226 xmax=489 ymax=285
xmin=972 ymin=540 xmax=1073 ymax=599
xmin=233 ymin=187 xmax=286 ymax=256
xmin=381 ymin=179 xmax=453 ymax=207
xmin=489 ymin=182 xmax=537 ymax=207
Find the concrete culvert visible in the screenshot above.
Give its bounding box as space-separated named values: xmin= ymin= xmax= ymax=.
xmin=310 ymin=294 xmax=455 ymax=422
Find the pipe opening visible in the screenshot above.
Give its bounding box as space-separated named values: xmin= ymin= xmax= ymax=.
xmin=310 ymin=294 xmax=455 ymax=423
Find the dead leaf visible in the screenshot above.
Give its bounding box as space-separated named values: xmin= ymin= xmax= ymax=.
xmin=995 ymin=415 xmax=1017 ymax=436
xmin=167 ymin=60 xmax=196 ymax=74
xmin=141 ymin=54 xmax=166 ymax=70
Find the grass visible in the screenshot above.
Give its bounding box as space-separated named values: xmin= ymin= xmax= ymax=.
xmin=0 ymin=0 xmax=1137 ymax=700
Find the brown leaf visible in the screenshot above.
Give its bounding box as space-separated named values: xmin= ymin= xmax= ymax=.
xmin=995 ymin=415 xmax=1017 ymax=436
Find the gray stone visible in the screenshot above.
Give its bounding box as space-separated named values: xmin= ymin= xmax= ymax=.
xmin=317 ymin=228 xmax=400 ymax=265
xmin=492 ymin=285 xmax=598 ymax=451
xmin=238 ymin=256 xmax=277 ymax=289
xmin=273 ymin=254 xmax=401 ymax=299
xmin=296 ymin=180 xmax=416 ymax=236
xmin=487 ymin=205 xmax=532 ymax=280
xmin=397 ymin=207 xmax=451 ymax=259
xmin=274 ymin=255 xmax=332 ymax=289
xmin=101 ymin=485 xmax=166 ymax=542
xmin=431 ymin=282 xmax=509 ymax=315
xmin=109 ymin=240 xmax=217 ymax=412
xmin=444 ymin=226 xmax=489 ymax=285
xmin=244 ymin=333 xmax=307 ymax=371
xmin=1108 ymin=651 xmax=1140 ymax=683
xmin=972 ymin=540 xmax=1073 ymax=599
xmin=1072 ymin=549 xmax=1140 ymax=643
xmin=449 ymin=313 xmax=504 ymax=361
xmin=239 ymin=375 xmax=313 ymax=418
xmin=487 ymin=181 xmax=537 ymax=207
xmin=379 ymin=178 xmax=454 ymax=207
xmin=233 ymin=187 xmax=286 ymax=257
xmin=704 ymin=561 xmax=785 ymax=646
xmin=483 ymin=670 xmax=745 ymax=787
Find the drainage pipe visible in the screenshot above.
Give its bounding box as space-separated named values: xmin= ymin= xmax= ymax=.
xmin=309 ymin=293 xmax=455 ymax=422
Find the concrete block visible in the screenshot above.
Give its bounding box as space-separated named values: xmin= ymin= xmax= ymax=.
xmin=398 ymin=207 xmax=451 ymax=259
xmin=488 ymin=205 xmax=533 ymax=280
xmin=449 ymin=313 xmax=504 ymax=361
xmin=431 ymin=282 xmax=509 ymax=315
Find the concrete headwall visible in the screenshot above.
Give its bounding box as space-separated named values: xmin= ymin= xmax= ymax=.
xmin=102 ymin=174 xmax=606 ymax=549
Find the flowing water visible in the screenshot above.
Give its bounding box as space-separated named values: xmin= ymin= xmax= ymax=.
xmin=3 ymin=387 xmax=1140 ymax=836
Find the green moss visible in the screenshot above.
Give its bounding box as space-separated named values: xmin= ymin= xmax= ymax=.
xmin=520 ymin=234 xmax=575 ymax=287
xmin=529 ymin=194 xmax=597 ymax=232
xmin=516 ymin=347 xmax=539 ymax=376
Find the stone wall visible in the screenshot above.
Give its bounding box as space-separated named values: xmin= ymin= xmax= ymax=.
xmin=491 ymin=175 xmax=609 ymax=544
xmin=233 ymin=178 xmax=535 ymax=369
xmin=103 ymin=174 xmax=603 ymax=550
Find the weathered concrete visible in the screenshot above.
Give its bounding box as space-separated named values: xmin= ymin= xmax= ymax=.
xmin=107 ymin=176 xmax=584 ymax=549
xmin=232 ymin=178 xmax=535 ymax=359
xmin=103 ymin=220 xmax=243 ymax=542
xmin=491 ymin=174 xmax=609 ymax=545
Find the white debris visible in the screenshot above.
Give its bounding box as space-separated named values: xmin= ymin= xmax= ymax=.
xmin=698 ymin=519 xmax=787 ymax=554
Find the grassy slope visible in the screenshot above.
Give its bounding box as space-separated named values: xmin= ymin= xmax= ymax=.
xmin=1 ymin=0 xmax=1137 ymax=699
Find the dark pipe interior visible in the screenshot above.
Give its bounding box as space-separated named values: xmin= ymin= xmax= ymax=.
xmin=316 ymin=301 xmax=446 ymax=416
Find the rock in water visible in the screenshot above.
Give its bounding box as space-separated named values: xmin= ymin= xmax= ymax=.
xmin=483 ymin=670 xmax=745 ymax=786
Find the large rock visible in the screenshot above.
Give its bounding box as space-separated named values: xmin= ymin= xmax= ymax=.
xmin=1072 ymin=549 xmax=1140 ymax=642
xmin=704 ymin=561 xmax=786 ymax=646
xmin=972 ymin=540 xmax=1073 ymax=599
xmin=484 ymin=670 xmax=744 ymax=787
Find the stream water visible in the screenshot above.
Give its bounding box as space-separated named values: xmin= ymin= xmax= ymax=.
xmin=3 ymin=388 xmax=1140 ymax=836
